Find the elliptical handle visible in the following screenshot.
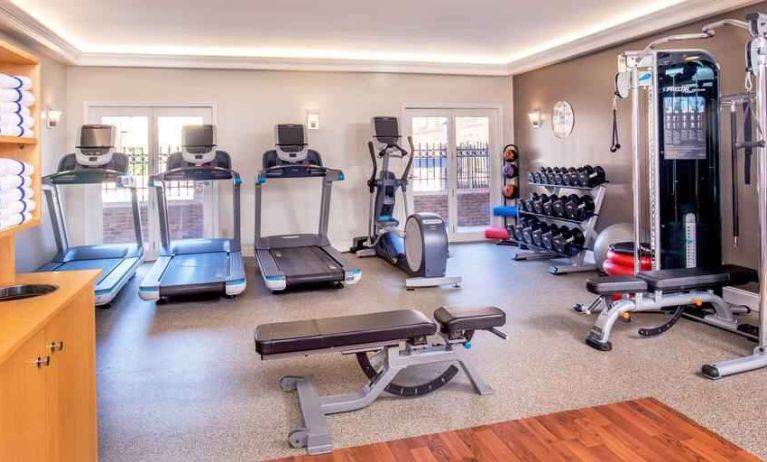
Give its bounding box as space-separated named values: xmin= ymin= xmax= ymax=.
xmin=401 ymin=136 xmax=416 ymax=190
xmin=367 ymin=141 xmax=378 ymax=193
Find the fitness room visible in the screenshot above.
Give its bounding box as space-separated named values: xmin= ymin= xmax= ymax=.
xmin=4 ymin=0 xmax=767 ymax=461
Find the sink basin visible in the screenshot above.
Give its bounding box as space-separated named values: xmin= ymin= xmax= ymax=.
xmin=0 ymin=284 xmax=58 ymax=302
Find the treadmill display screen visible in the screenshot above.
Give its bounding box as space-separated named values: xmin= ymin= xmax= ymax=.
xmin=373 ymin=117 xmax=400 ymax=144
xmin=277 ymin=125 xmax=305 ymax=146
xmin=183 ymin=125 xmax=215 ymax=147
xmin=80 ymin=125 xmax=114 ymax=148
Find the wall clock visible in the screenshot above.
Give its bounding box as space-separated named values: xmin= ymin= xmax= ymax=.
xmin=552 ymin=101 xmax=575 ymax=139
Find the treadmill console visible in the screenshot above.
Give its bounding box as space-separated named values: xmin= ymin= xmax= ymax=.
xmin=371 ymin=116 xmax=401 ymax=150
xmin=76 ymin=124 xmax=117 ymax=167
xmin=275 ymin=124 xmax=309 ymax=163
xmin=181 ymin=124 xmax=217 ymax=165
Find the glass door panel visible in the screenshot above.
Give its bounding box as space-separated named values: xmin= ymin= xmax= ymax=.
xmin=156 ymin=115 xmax=207 ymax=241
xmin=455 ymin=116 xmax=491 ymax=232
xmin=87 ymin=105 xmax=214 ymax=259
xmin=405 ymin=108 xmax=498 ymax=241
xmin=410 ymin=116 xmax=450 ymax=228
xmin=99 ymin=115 xmax=151 ymax=245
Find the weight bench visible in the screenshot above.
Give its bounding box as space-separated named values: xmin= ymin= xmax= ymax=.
xmin=254 ymin=306 xmax=506 ymax=455
xmin=582 ymin=265 xmax=757 ymax=352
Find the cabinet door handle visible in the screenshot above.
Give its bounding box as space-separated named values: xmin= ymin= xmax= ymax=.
xmin=34 ymin=356 xmax=51 ymax=368
xmin=48 ymin=341 xmax=64 ymax=352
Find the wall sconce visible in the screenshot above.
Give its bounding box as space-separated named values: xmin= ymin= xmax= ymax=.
xmin=45 ymin=107 xmax=62 ymax=129
xmin=528 ymin=110 xmax=542 ymax=129
xmin=306 ymin=111 xmax=320 ymax=130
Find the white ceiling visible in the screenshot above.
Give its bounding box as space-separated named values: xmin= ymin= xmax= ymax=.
xmin=4 ymin=0 xmax=760 ymax=74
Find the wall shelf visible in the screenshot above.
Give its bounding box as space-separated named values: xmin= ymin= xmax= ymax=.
xmin=0 ymin=39 xmax=41 ymax=284
xmin=0 ymin=136 xmax=37 ymax=145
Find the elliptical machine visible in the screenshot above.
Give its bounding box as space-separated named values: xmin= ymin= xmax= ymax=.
xmin=352 ymin=116 xmax=461 ymax=289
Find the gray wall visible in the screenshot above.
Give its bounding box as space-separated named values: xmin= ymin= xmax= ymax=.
xmin=0 ymin=29 xmax=69 ymax=272
xmin=513 ymin=3 xmax=767 ymax=268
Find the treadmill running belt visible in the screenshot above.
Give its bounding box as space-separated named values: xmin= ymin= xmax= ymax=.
xmin=161 ymin=252 xmax=230 ymax=287
xmin=53 ymin=258 xmax=123 ymax=285
xmin=271 ymin=246 xmax=344 ymax=284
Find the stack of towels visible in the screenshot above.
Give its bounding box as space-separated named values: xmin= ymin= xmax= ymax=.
xmin=0 ymin=158 xmax=34 ymax=230
xmin=0 ymin=73 xmax=34 ymax=138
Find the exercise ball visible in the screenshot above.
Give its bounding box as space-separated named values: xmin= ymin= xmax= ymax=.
xmin=593 ymin=223 xmax=636 ymax=269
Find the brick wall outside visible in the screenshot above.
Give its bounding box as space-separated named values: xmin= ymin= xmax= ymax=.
xmin=414 ymin=189 xmax=490 ymax=228
xmin=103 ymin=201 xmax=204 ymax=244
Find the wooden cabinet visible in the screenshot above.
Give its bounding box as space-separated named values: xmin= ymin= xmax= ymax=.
xmin=0 ymin=271 xmax=99 ymax=462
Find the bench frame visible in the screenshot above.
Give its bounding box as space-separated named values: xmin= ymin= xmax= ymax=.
xmin=583 ymin=288 xmax=748 ymax=351
xmin=278 ymin=334 xmax=494 ymax=455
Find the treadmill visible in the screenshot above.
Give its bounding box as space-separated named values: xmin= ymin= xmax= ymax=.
xmin=38 ymin=125 xmax=144 ymax=306
xmin=139 ymin=125 xmax=246 ymax=301
xmin=254 ymin=124 xmax=361 ymax=292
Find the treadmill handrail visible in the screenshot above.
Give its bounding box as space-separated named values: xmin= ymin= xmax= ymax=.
xmin=152 ymin=166 xmax=241 ymax=183
xmin=151 ymin=165 xmax=242 ymax=250
xmin=257 ymin=163 xmax=343 ymax=182
xmin=43 ymin=168 xmax=135 ymax=186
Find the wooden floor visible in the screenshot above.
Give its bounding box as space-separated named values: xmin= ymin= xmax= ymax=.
xmin=270 ymin=398 xmax=758 ymax=462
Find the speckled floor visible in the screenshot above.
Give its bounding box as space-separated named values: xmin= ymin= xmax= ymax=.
xmin=96 ymin=243 xmax=767 ymax=461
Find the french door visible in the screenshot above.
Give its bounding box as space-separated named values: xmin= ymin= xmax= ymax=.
xmin=86 ymin=105 xmax=215 ymax=259
xmin=404 ymin=107 xmax=500 ymax=241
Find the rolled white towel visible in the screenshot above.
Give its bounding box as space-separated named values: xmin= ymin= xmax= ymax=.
xmin=0 ymin=89 xmax=34 ymax=106
xmin=0 ymin=212 xmax=31 ymax=229
xmin=0 ymin=126 xmax=34 ymax=137
xmin=0 ymin=186 xmax=33 ymax=204
xmin=0 ymin=199 xmax=35 ymax=216
xmin=0 ymin=103 xmax=30 ymax=117
xmin=0 ymin=173 xmax=30 ymax=191
xmin=0 ymin=74 xmax=31 ymax=91
xmin=0 ymin=113 xmax=33 ymax=128
xmin=0 ymin=158 xmax=33 ymax=175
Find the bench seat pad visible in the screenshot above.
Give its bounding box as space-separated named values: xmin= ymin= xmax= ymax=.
xmin=587 ymin=275 xmax=648 ymax=295
xmin=434 ymin=306 xmax=505 ymax=333
xmin=637 ymin=265 xmax=757 ymax=292
xmin=255 ymin=309 xmax=436 ymax=356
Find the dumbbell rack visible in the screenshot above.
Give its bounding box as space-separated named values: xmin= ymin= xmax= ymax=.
xmin=512 ymin=182 xmax=607 ymax=275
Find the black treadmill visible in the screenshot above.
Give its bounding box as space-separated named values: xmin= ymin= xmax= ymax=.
xmin=253 ymin=124 xmax=361 ymax=292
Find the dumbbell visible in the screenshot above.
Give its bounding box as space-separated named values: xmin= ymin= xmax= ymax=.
xmin=512 ymin=218 xmax=527 ymax=242
xmin=577 ymin=165 xmax=606 ymax=187
xmin=533 ymin=193 xmax=549 ymax=214
xmin=532 ymin=222 xmax=551 ymax=248
xmin=502 ymin=183 xmax=518 ymax=199
xmin=542 ymin=225 xmax=568 ymax=251
xmin=522 ymin=193 xmax=538 ymax=212
xmin=503 ymin=144 xmax=519 ymax=162
xmin=521 ymin=219 xmax=542 ymax=244
xmin=503 ymin=163 xmax=518 ymax=179
xmin=543 ymin=194 xmax=558 ymax=216
xmin=543 ymin=166 xmax=553 ymax=184
xmin=527 ymin=171 xmax=536 ymax=184
xmin=565 ymin=194 xmax=595 ymax=220
xmin=553 ymin=228 xmax=585 ymax=256
xmin=552 ymin=167 xmax=565 ymax=185
xmin=562 ymin=167 xmax=578 ymax=186
xmin=552 ymin=194 xmax=569 ymax=218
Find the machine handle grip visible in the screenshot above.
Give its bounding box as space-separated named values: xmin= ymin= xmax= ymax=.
xmin=367 ymin=141 xmax=378 ymax=193
xmin=401 ymin=136 xmax=415 ymax=189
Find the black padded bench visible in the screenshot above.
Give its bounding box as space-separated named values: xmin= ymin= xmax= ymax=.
xmin=587 ymin=265 xmax=757 ymax=295
xmin=255 ymin=306 xmax=506 ymax=357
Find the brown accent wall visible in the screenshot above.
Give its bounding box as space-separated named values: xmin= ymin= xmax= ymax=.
xmin=513 ymin=3 xmax=767 ymax=268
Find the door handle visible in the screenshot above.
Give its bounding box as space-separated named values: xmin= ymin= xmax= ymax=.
xmin=34 ymin=356 xmax=51 ymax=368
xmin=48 ymin=341 xmax=64 ymax=353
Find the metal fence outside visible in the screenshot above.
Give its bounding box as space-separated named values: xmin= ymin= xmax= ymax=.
xmin=411 ymin=142 xmax=490 ymax=192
